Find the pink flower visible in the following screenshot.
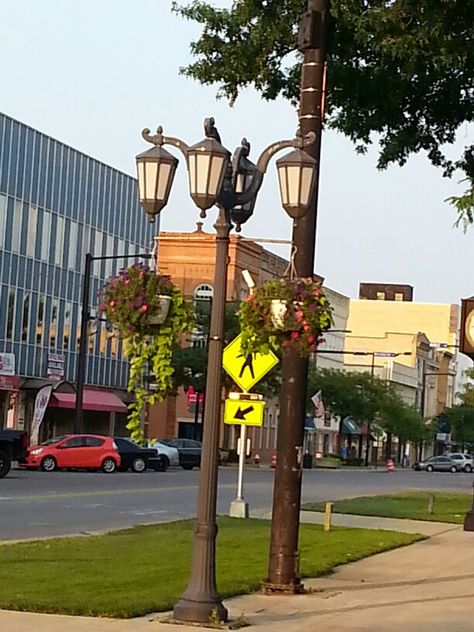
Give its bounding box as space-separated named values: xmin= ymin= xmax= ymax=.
xmin=109 ymin=300 xmax=115 ymax=307
xmin=303 ymin=324 xmax=311 ymax=332
xmin=124 ymin=279 xmax=130 ymax=285
xmin=308 ymin=336 xmax=315 ymax=344
xmin=290 ymin=331 xmax=299 ymax=340
xmin=141 ymin=304 xmax=148 ymax=312
xmin=295 ymin=310 xmax=304 ymax=321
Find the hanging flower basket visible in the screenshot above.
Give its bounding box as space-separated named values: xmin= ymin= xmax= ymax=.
xmin=98 ymin=263 xmax=194 ymax=441
xmin=239 ymin=277 xmax=333 ymax=357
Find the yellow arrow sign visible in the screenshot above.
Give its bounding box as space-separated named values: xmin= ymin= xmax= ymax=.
xmin=222 ymin=334 xmax=279 ymax=392
xmin=224 ymin=399 xmax=265 ymax=426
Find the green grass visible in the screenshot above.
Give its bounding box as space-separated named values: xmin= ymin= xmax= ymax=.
xmin=0 ymin=517 xmax=422 ymax=618
xmin=303 ymin=491 xmax=472 ymax=524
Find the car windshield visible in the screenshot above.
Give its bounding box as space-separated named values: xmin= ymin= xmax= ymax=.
xmin=40 ymin=435 xmax=68 ymax=446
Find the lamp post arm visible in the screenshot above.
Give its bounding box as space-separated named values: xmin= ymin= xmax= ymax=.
xmin=231 ymin=131 xmax=316 ymax=209
xmin=141 ymin=127 xmax=190 ymax=159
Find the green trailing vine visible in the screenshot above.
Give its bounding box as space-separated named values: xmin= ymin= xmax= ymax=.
xmin=239 ymin=277 xmax=333 ymax=357
xmin=99 ymin=263 xmax=194 ymax=441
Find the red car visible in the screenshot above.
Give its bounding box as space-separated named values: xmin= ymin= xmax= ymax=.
xmin=23 ymin=434 xmax=121 ymax=473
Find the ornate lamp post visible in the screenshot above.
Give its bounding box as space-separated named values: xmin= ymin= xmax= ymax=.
xmin=135 ymin=118 xmax=316 ymax=624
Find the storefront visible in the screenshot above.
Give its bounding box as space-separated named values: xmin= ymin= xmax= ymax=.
xmin=0 ymin=353 xmax=20 ymax=429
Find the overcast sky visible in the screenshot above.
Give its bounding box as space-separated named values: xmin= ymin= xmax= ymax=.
xmin=1 ymin=0 xmax=472 ymax=306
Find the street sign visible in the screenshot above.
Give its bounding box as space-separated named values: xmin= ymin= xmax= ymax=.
xmin=222 ymin=334 xmax=279 ymax=392
xmin=224 ymin=398 xmax=265 ymax=426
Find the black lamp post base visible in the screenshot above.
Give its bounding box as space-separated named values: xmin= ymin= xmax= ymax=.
xmin=464 ymin=509 xmax=474 ymax=531
xmin=173 ymin=597 xmax=228 ymax=625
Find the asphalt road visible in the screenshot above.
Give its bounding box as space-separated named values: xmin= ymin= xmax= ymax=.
xmin=1 ymin=465 xmax=472 ymax=541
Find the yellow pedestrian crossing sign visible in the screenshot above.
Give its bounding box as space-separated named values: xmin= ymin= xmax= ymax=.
xmin=224 ymin=398 xmax=265 ymax=426
xmin=222 ymin=334 xmax=279 ymax=392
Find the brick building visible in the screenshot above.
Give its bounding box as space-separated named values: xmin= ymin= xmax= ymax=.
xmin=147 ymin=224 xmax=288 ymax=457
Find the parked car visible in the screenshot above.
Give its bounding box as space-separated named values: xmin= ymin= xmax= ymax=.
xmin=114 ymin=437 xmax=165 ymax=472
xmin=0 ymin=429 xmax=29 ymax=478
xmin=161 ymin=438 xmax=202 ymax=470
xmin=147 ymin=440 xmax=180 ymax=468
xmin=22 ymin=434 xmax=121 ymax=473
xmin=412 ymin=455 xmax=461 ymax=473
xmin=445 ymin=453 xmax=473 ymax=472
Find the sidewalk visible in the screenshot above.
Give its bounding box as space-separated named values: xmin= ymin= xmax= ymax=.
xmin=0 ymin=518 xmax=471 ymax=632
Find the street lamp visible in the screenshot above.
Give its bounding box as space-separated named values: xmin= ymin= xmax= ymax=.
xmin=136 ymin=118 xmax=316 ymax=625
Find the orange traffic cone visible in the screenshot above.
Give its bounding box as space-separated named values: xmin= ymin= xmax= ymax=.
xmin=271 ymin=451 xmax=277 ymax=468
xmin=386 ymin=458 xmax=395 ymax=472
xmin=254 ymin=453 xmax=261 ymax=467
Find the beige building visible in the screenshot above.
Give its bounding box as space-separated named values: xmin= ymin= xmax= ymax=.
xmin=343 ymin=298 xmax=458 ymax=459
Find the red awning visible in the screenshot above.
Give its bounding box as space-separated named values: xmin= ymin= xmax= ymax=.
xmin=49 ymin=389 xmax=127 ymax=413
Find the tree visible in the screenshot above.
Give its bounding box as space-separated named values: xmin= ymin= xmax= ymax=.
xmin=307 ymin=367 xmax=385 ymax=422
xmin=174 ymin=0 xmax=474 ymax=226
xmin=443 ymin=405 xmax=474 ymax=446
xmin=457 ymin=367 xmax=474 ymax=407
xmin=307 ymin=366 xmax=426 ymax=457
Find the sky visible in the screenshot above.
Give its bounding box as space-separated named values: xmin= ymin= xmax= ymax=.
xmin=1 ymin=0 xmax=473 ymax=306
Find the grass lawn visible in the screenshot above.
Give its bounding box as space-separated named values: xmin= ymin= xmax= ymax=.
xmin=0 ymin=517 xmax=421 ymax=618
xmin=303 ymin=491 xmax=472 ymax=524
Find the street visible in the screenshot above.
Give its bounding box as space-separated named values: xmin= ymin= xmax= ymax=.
xmin=1 ymin=466 xmax=472 ymax=541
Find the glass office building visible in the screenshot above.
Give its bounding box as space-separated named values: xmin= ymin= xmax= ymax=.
xmin=0 ymin=111 xmax=156 ymax=430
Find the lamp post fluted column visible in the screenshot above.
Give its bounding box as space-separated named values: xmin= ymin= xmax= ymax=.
xmin=136 ymin=118 xmax=317 ymax=624
xmin=173 ymin=206 xmax=231 ymax=623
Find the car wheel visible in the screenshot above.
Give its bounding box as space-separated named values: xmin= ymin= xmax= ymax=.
xmin=131 ymin=457 xmax=146 ymax=473
xmin=182 ymin=464 xmax=194 ymax=470
xmin=464 ymin=465 xmax=472 ymax=473
xmin=102 ymin=458 xmax=117 ymax=473
xmin=426 ymin=465 xmax=433 ymax=472
xmin=0 ymin=449 xmax=11 ymax=478
xmin=41 ymin=456 xmax=57 ymax=472
xmin=154 ymin=455 xmax=169 ymax=472
xmin=450 ymin=465 xmax=458 ymax=473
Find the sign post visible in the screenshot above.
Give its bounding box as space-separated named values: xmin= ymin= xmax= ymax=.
xmin=224 ymin=392 xmax=265 ymax=519
xmin=230 ymin=424 xmax=248 ymax=518
xmin=222 ymin=335 xmax=278 ymax=519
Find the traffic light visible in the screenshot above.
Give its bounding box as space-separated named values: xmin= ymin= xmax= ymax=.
xmin=459 ymin=297 xmax=474 ymax=361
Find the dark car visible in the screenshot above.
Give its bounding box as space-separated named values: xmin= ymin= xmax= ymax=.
xmin=114 ymin=437 xmax=166 ymax=473
xmin=412 ymin=455 xmax=461 ymax=473
xmin=161 ymin=438 xmax=202 ymax=470
xmin=0 ymin=429 xmax=29 ymax=478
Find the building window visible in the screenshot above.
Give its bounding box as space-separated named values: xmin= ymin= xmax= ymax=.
xmin=63 ymin=302 xmax=71 ymax=349
xmin=41 ymin=212 xmax=51 ymax=261
xmin=0 ymin=194 xmax=7 ymax=248
xmin=12 ymin=200 xmax=23 ymax=253
xmin=36 ymin=296 xmax=44 ymax=345
xmin=6 ymin=290 xmax=15 ymax=340
xmin=68 ymin=221 xmax=78 ymax=269
xmin=376 ymin=291 xmax=385 ymax=300
xmin=394 ymin=292 xmax=403 ymax=301
xmin=55 ymin=217 xmax=64 ymax=265
xmin=27 ymin=206 xmax=37 ymax=257
xmin=94 ymin=230 xmax=103 ymax=257
xmin=50 ymin=299 xmax=59 ymax=347
xmin=192 ymin=284 xmax=213 ymax=348
xmin=22 ymin=292 xmax=30 ymax=342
